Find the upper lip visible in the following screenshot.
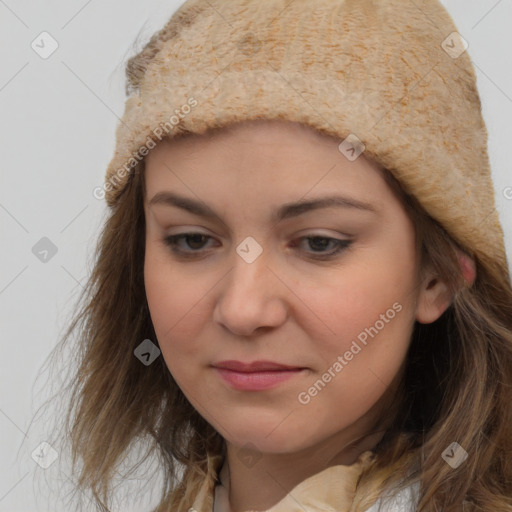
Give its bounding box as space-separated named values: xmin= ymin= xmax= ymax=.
xmin=213 ymin=360 xmax=303 ymax=372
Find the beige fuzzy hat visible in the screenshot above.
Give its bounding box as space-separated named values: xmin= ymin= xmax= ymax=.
xmin=103 ymin=0 xmax=510 ymax=284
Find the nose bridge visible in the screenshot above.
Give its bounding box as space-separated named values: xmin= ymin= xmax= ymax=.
xmin=213 ymin=236 xmax=287 ymax=334
xmin=228 ymin=236 xmax=274 ymax=299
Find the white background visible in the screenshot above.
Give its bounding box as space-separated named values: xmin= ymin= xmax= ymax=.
xmin=1 ymin=1 xmax=511 ymax=510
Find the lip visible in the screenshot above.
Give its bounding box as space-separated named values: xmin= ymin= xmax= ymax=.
xmin=213 ymin=360 xmax=303 ymax=372
xmin=212 ymin=360 xmax=306 ymax=391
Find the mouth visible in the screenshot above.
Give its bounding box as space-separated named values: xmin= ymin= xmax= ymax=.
xmin=212 ymin=360 xmax=307 ymax=390
xmin=213 ymin=360 xmax=304 ymax=372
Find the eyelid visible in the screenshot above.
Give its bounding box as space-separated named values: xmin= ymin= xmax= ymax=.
xmin=294 ymin=228 xmax=353 ymax=239
xmin=162 ymin=230 xmax=353 ymax=260
xmin=163 ymin=228 xmax=352 ymax=244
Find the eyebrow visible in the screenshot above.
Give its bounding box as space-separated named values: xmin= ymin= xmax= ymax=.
xmin=148 ymin=191 xmax=379 ymax=223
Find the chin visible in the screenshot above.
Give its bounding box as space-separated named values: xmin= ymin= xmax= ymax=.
xmin=216 ymin=416 xmax=316 ymax=455
xmin=228 ymin=433 xmax=304 ymax=455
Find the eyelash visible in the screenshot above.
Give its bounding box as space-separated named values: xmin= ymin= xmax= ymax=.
xmin=162 ymin=233 xmax=352 ymax=260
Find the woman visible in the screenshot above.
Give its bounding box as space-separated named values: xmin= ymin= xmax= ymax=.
xmin=47 ymin=0 xmax=512 ymax=510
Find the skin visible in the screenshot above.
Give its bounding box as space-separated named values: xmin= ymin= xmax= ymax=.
xmin=143 ymin=119 xmax=476 ymax=512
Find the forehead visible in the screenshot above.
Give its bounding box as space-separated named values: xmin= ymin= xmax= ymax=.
xmin=143 ymin=119 xmax=394 ymax=211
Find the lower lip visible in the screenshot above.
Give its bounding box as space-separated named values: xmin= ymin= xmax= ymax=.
xmin=215 ymin=368 xmax=305 ymax=390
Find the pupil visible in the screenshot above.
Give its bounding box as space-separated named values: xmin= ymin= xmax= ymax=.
xmin=310 ymin=237 xmax=328 ymax=251
xmin=188 ymin=234 xmax=206 ymax=249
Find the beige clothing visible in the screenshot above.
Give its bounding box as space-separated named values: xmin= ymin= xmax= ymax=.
xmin=190 ymin=450 xmax=377 ymax=512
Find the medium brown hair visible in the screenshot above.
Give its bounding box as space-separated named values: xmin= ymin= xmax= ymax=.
xmin=34 ymin=142 xmax=512 ymax=511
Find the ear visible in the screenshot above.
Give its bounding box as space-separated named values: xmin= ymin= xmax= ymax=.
xmin=415 ymin=248 xmax=476 ymax=325
xmin=456 ymin=248 xmax=477 ymax=288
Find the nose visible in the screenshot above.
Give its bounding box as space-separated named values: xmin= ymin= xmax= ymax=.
xmin=212 ymin=248 xmax=289 ymax=337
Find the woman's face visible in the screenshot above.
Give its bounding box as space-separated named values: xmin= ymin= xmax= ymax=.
xmin=143 ymin=119 xmax=441 ymax=455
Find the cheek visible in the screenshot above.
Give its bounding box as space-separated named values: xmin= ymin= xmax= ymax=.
xmin=303 ymin=259 xmax=415 ymax=348
xmin=294 ymin=282 xmax=413 ymax=434
xmin=296 ymin=246 xmax=417 ymax=406
xmin=144 ymin=245 xmax=200 ymax=351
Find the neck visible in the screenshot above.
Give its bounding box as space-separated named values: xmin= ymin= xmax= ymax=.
xmin=223 ymin=419 xmax=387 ymax=512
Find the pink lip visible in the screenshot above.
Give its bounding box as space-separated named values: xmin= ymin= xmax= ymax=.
xmin=214 ymin=360 xmax=302 ymax=372
xmin=213 ymin=360 xmax=306 ymax=391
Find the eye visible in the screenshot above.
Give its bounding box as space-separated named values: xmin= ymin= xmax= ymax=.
xmin=163 ymin=233 xmax=216 ymax=255
xmin=291 ymin=235 xmax=352 ymax=259
xmin=162 ymin=233 xmax=352 ymax=260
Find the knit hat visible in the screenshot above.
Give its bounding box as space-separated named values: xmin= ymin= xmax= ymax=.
xmin=104 ymin=0 xmax=510 ymax=284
